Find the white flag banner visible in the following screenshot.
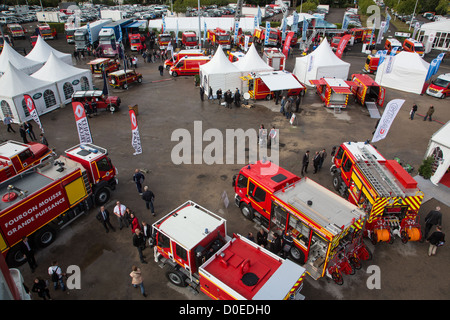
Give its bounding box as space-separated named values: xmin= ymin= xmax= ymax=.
xmin=24 ymin=94 xmax=44 ymax=133
xmin=372 ymin=99 xmax=405 ymax=143
xmin=129 ymin=109 xmax=142 ymax=155
xmin=72 ymin=102 xmax=93 ymax=144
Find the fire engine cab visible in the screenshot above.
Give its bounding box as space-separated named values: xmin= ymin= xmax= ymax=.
xmin=426 ymin=73 xmax=450 ymax=99
xmin=310 ymin=77 xmax=356 ymax=109
xmin=0 ymin=140 xmax=55 ymax=183
xmin=6 ymin=24 xmax=25 ymax=39
xmin=233 ymin=161 xmax=369 ymax=285
xmin=363 ymin=53 xmax=380 ymax=74
xmin=241 ymin=70 xmax=304 ymax=100
xmin=207 ymin=28 xmax=231 ymax=49
xmin=331 ymin=142 xmax=424 ymax=245
xmin=157 ymin=33 xmax=172 ymax=50
xmin=37 ymin=24 xmax=56 ymax=40
xmin=152 ymin=201 xmax=307 ymax=299
xmin=351 ymin=73 xmax=385 ymax=108
xmin=181 ymin=31 xmax=197 ymax=49
xmin=253 ymin=27 xmax=278 ymax=46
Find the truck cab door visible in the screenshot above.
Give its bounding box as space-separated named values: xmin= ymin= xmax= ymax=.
xmin=234 ymin=173 xmax=248 ymax=198
xmin=92 ymin=156 xmax=115 ymax=183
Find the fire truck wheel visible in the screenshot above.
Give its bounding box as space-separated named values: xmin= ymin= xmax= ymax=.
xmin=94 ymin=187 xmax=111 ymax=206
xmin=6 ymin=246 xmax=26 ymax=267
xmin=172 ymin=71 xmax=178 ymax=77
xmin=34 ymin=226 xmax=56 ymax=248
xmin=240 ymin=203 xmax=254 ymax=220
xmin=108 ymin=105 xmax=117 ymax=113
xmin=123 ymin=83 xmax=128 ymax=90
xmin=265 ymin=94 xmax=272 ymax=101
xmin=332 ymin=173 xmax=342 ymax=191
xmin=166 ymin=268 xmax=187 ymax=287
xmin=138 ymin=77 xmax=143 ymax=83
xmin=289 ymin=246 xmax=305 ymax=264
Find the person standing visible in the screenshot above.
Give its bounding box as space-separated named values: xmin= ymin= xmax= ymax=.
xmin=318 ymin=148 xmax=327 ymax=171
xmin=423 ymin=206 xmax=442 ymax=240
xmin=426 ymin=226 xmax=445 ymax=256
xmin=39 ymin=133 xmax=49 ymax=146
xmin=208 ymin=86 xmax=213 ymax=101
xmin=48 ymin=261 xmax=65 ymax=291
xmin=313 ymin=151 xmax=321 ymax=174
xmin=279 ymin=96 xmax=286 ymax=115
xmin=24 ymin=121 xmax=37 ymax=141
xmin=282 ymin=231 xmax=294 ymax=259
xmin=141 ymin=221 xmax=152 ymax=244
xmin=19 ymin=125 xmax=28 ymax=143
xmin=141 ymin=186 xmax=155 ymax=216
xmin=234 ymin=88 xmax=241 ymax=107
xmin=423 ymin=105 xmax=434 ymax=121
xmin=20 ymin=237 xmax=37 ymax=272
xmin=270 ymin=232 xmax=282 ymax=255
xmin=158 ymin=64 xmax=164 ymax=76
xmin=199 ymin=86 xmax=205 ymax=101
xmin=216 ymin=88 xmax=223 ymax=105
xmin=114 ymin=201 xmax=128 ymax=230
xmin=269 ymin=126 xmax=277 ymax=146
xmin=130 ymin=265 xmax=147 ymax=297
xmin=96 ymin=206 xmax=115 ymax=233
xmin=410 ymin=104 xmax=418 ymax=120
xmin=301 ymin=150 xmax=310 ymax=176
xmin=32 ymin=277 xmax=52 ymax=300
xmin=256 ymin=228 xmax=268 ymax=248
xmin=295 ymin=95 xmax=301 ymax=113
xmin=132 ymin=229 xmax=147 ymax=264
xmin=129 ymin=212 xmax=141 ymax=234
xmin=133 ymin=169 xmax=145 ymax=195
xmin=3 ymin=114 xmax=15 ymax=133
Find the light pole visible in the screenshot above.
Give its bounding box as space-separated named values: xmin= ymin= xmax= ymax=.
xmin=409 ymin=0 xmax=419 ymax=31
xmin=198 ymin=0 xmax=201 ymax=50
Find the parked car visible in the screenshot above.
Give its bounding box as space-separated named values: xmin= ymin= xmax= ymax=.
xmin=72 ymin=90 xmax=121 ymax=113
xmin=108 ymin=69 xmax=143 ymax=89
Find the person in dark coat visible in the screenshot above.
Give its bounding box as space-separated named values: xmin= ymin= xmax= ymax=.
xmin=133 ymin=229 xmax=147 ymax=264
xmin=282 ymin=231 xmax=294 ymax=258
xmin=24 ymin=121 xmax=36 ymax=141
xmin=32 ymin=277 xmax=51 ymax=300
xmin=199 ymin=86 xmax=205 ymax=101
xmin=256 ymin=228 xmax=268 ymax=248
xmin=234 ymin=88 xmax=241 ymax=107
xmin=216 ymin=88 xmax=222 ymax=105
xmin=133 ymin=169 xmax=145 ymax=195
xmin=141 ymin=186 xmax=155 ymax=216
xmin=301 ymin=150 xmax=310 ymax=175
xmin=270 ymin=232 xmax=282 ymax=255
xmin=423 ymin=206 xmax=442 ymax=240
xmin=97 ymin=206 xmax=115 ymax=233
xmin=427 ymin=225 xmax=445 ymax=256
xmin=19 ymin=125 xmax=28 ymax=143
xmin=20 ymin=237 xmax=37 ymax=272
xmin=313 ymin=151 xmax=321 ymax=174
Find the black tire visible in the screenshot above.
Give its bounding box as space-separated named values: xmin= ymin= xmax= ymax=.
xmin=401 ymin=230 xmax=409 ymax=244
xmin=109 ymin=105 xmax=117 ymax=113
xmin=166 ymin=268 xmax=187 ymax=287
xmin=239 ymin=203 xmax=254 ymax=220
xmin=289 ymin=246 xmax=306 ymax=264
xmin=6 ymin=246 xmax=26 ymax=267
xmin=94 ymin=187 xmax=111 ymax=206
xmin=34 ymin=226 xmax=56 ymax=248
xmin=123 ymin=83 xmax=128 ymax=90
xmin=138 ymin=77 xmax=143 ymax=83
xmin=265 ymin=94 xmax=272 ymax=100
xmin=332 ymin=173 xmax=342 ymax=191
xmin=172 ymin=71 xmax=178 ymax=77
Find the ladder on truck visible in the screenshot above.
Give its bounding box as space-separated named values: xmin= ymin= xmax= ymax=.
xmin=365 ymin=101 xmax=381 ymax=119
xmin=356 ymin=146 xmax=405 ymax=198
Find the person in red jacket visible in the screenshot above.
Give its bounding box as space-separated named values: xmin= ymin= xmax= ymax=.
xmin=130 ymin=212 xmax=141 ymax=234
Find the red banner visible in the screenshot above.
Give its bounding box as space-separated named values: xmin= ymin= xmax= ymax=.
xmin=24 ymin=94 xmax=44 ymax=133
xmin=335 ymin=34 xmax=352 ymax=59
xmin=282 ymin=31 xmax=294 ymax=57
xmin=129 ymin=109 xmax=142 ymax=155
xmin=72 ymin=102 xmax=93 ymax=144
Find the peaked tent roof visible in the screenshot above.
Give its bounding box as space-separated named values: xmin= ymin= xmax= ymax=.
xmin=0 ymin=42 xmax=43 ymax=75
xmin=0 ymin=62 xmax=54 ymax=97
xmin=305 ymin=38 xmax=350 ymax=67
xmin=31 ymin=52 xmax=89 ymax=81
xmin=25 ymin=35 xmax=73 ymax=65
xmin=200 ymin=45 xmax=240 ymax=74
xmin=233 ymin=43 xmax=273 ymax=73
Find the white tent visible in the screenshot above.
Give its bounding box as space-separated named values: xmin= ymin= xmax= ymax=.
xmin=31 ymin=52 xmax=92 ymax=104
xmin=0 ymin=62 xmax=61 ymax=124
xmin=293 ymin=39 xmax=350 ymax=86
xmin=148 ymin=17 xmax=256 ymax=33
xmin=375 ymin=51 xmax=429 ymax=94
xmin=200 ymin=45 xmax=242 ymax=97
xmin=425 ymin=121 xmax=450 ymax=186
xmin=26 ymin=35 xmax=73 ymax=65
xmin=0 ymin=42 xmax=43 ymax=76
xmin=233 ymin=43 xmax=274 ymax=74
xmin=419 ymin=18 xmax=450 ymax=51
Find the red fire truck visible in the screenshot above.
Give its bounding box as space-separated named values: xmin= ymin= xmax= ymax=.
xmin=0 ymin=141 xmax=55 ymax=183
xmin=6 ymin=24 xmax=25 ymax=39
xmin=157 ymin=33 xmax=172 ymax=50
xmin=129 ymin=33 xmax=145 ymax=52
xmin=236 ymin=33 xmax=253 ymax=51
xmin=310 ymin=77 xmax=357 ymax=109
xmin=262 ymin=47 xmax=286 ymax=70
xmin=0 ymin=143 xmax=117 ymax=267
xmin=37 ymin=24 xmax=56 ymax=40
xmin=331 ymin=142 xmax=424 ymax=245
xmin=240 ymin=70 xmax=304 ymax=100
xmin=351 ymin=74 xmax=385 ymax=107
xmin=233 ymin=161 xmax=369 ymax=285
xmin=152 ymin=201 xmax=307 ymax=299
xmin=253 ymin=27 xmax=296 ymax=47
xmin=181 ymin=31 xmax=197 ymax=49
xmin=207 ymin=28 xmax=231 ymax=49
xmin=363 ymin=54 xmax=380 ymax=74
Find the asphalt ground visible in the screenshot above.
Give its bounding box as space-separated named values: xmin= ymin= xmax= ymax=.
xmin=3 ymin=8 xmax=450 ymax=306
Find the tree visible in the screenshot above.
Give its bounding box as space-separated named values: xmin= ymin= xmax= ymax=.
xmin=435 ymin=0 xmax=449 ymax=15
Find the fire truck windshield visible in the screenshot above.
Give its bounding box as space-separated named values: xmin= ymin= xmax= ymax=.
xmin=99 ymin=35 xmax=114 ymax=45
xmin=10 ymin=26 xmax=21 ymax=31
xmin=185 ymin=36 xmax=196 ymax=42
xmin=131 ymin=38 xmax=140 ymax=44
xmin=160 ymin=36 xmax=171 ymax=42
xmin=269 ymin=32 xmax=278 ymax=40
xmin=217 ymin=35 xmax=230 ymax=41
xmin=433 ymin=77 xmax=450 ymax=88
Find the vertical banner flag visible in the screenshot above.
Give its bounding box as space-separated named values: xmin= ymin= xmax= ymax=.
xmin=129 ymin=109 xmax=142 ymax=155
xmin=175 ymin=20 xmax=179 ymax=43
xmin=390 ymin=46 xmax=399 ymax=56
xmin=377 ymin=21 xmax=386 ymax=44
xmin=234 ymin=21 xmax=239 ymax=43
xmin=204 ymin=22 xmax=207 ymax=45
xmin=72 ymin=102 xmax=93 ymax=144
xmin=342 ymin=15 xmax=349 ymax=30
xmin=244 ymin=35 xmax=249 ymax=51
xmin=292 ymin=12 xmax=299 ymax=33
xmin=426 ymin=53 xmax=445 ymax=81
xmin=283 ymin=31 xmax=294 ymax=57
xmin=384 ymin=54 xmax=395 ymax=74
xmin=372 ymin=99 xmax=405 ymax=143
xmin=87 ymin=22 xmax=92 ymax=44
xmin=257 ymin=6 xmax=262 ymax=25
xmin=384 ymin=13 xmax=391 ymax=33
xmin=254 ymin=16 xmax=258 ymax=28
xmin=162 ymin=14 xmax=166 ymax=34
xmin=118 ymin=25 xmax=122 ymax=43
xmin=412 ymin=21 xmax=420 ymax=39
xmin=264 ymin=21 xmax=270 ymax=46
xmin=24 ymin=94 xmax=44 ymax=133
xmin=282 ymin=17 xmax=287 ymax=41
xmin=377 ymin=49 xmax=388 ymax=66
xmin=302 ymin=19 xmax=308 ymax=41
xmin=335 ymin=34 xmax=351 ymax=58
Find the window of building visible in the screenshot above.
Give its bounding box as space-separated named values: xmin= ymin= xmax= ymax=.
xmin=43 ymin=90 xmax=57 ymax=108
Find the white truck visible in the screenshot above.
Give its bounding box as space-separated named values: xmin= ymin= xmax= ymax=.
xmin=74 ymin=19 xmax=111 ymax=51
xmin=36 ymin=11 xmax=64 ymax=23
xmin=100 ymin=9 xmax=128 ymax=22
